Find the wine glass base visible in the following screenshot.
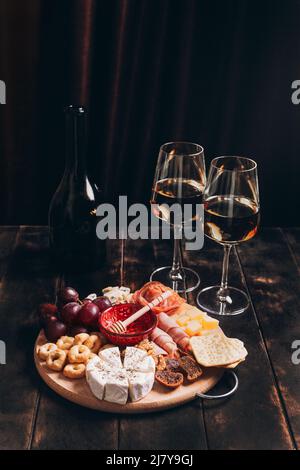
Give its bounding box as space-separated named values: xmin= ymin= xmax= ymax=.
xmin=196 ymin=285 xmax=249 ymax=316
xmin=150 ymin=266 xmax=200 ymax=294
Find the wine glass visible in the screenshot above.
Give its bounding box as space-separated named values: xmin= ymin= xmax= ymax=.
xmin=197 ymin=156 xmax=260 ymax=315
xmin=150 ymin=142 xmax=206 ymax=293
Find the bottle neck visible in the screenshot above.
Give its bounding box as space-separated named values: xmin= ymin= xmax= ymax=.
xmin=64 ymin=107 xmax=87 ymax=179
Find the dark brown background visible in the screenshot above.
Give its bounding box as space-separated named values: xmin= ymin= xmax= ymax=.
xmin=0 ymin=0 xmax=299 ymax=225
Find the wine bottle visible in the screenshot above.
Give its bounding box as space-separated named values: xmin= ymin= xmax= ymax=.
xmin=48 ymin=105 xmax=105 ymax=271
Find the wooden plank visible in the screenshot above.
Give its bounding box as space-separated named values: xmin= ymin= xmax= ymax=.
xmin=31 ymin=239 xmax=120 ymax=450
xmin=284 ymin=228 xmax=300 ymax=272
xmin=184 ymin=235 xmax=294 ymax=450
xmin=119 ymin=238 xmax=208 ymax=450
xmin=0 ymin=226 xmax=18 ymax=278
xmin=237 ymin=227 xmax=300 ymax=448
xmin=32 ymin=382 xmax=118 ymax=450
xmin=0 ymin=227 xmax=55 ymax=450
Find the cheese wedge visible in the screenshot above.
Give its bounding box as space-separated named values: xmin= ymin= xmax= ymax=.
xmin=86 ymin=369 xmax=108 ymax=400
xmin=86 ymin=355 xmax=112 ymax=373
xmin=123 ymin=346 xmax=147 ymax=370
xmin=124 ymin=346 xmax=155 ymax=373
xmin=127 ymin=371 xmax=154 ymax=402
xmin=98 ymin=346 xmax=123 ymax=369
xmin=201 ymin=316 xmax=219 ymax=330
xmin=134 ymin=354 xmax=156 ymax=373
xmin=104 ymin=370 xmax=129 ymax=405
xmin=186 ymin=320 xmax=202 ymax=336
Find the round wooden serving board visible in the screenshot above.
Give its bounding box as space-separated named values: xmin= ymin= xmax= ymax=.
xmin=34 ymin=331 xmax=223 ymax=414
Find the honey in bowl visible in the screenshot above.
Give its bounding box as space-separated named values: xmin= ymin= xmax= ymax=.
xmin=99 ymin=303 xmax=157 ymax=346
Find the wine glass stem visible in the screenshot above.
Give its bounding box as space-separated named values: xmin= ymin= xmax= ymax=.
xmin=169 ymin=226 xmax=185 ymax=283
xmin=218 ymin=244 xmax=232 ymax=301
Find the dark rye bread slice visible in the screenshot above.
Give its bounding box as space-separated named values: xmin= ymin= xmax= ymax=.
xmin=178 ymin=355 xmax=202 ymax=381
xmin=155 ymin=370 xmax=184 ymax=388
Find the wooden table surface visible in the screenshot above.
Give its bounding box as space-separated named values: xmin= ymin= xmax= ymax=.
xmin=0 ymin=226 xmax=300 ymax=450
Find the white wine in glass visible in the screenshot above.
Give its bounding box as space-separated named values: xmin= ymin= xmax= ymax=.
xmin=150 ymin=142 xmax=206 ymax=293
xmin=197 ymin=156 xmax=260 ymax=315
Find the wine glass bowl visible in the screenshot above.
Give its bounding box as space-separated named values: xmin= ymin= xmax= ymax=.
xmin=197 ymin=156 xmax=260 ymax=316
xmin=150 ymin=142 xmax=206 ymax=293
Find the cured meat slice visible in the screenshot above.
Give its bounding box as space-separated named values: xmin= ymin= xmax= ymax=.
xmin=150 ymin=327 xmax=179 ymax=358
xmin=157 ymin=312 xmax=190 ymax=351
xmin=132 ymin=281 xmax=186 ymax=315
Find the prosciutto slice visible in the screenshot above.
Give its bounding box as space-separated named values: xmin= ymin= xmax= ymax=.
xmin=132 ymin=281 xmax=186 ymax=315
xmin=150 ymin=327 xmax=179 ymax=358
xmin=157 ymin=312 xmax=190 ymax=351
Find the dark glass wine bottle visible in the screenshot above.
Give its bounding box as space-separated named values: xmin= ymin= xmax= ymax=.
xmin=48 ymin=105 xmax=105 ymax=271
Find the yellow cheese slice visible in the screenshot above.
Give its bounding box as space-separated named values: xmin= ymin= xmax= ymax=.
xmin=186 ymin=320 xmax=202 ymax=336
xmin=176 ymin=314 xmax=190 ymax=327
xmin=201 ymin=316 xmax=219 ymax=330
xmin=188 ymin=311 xmax=206 ymax=321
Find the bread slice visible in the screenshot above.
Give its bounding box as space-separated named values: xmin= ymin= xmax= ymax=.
xmin=178 ymin=355 xmax=202 ymax=381
xmin=165 ymin=358 xmax=181 ymax=372
xmin=155 ymin=370 xmax=184 ymax=388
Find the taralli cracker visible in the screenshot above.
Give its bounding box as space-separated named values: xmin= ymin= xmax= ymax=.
xmin=46 ymin=349 xmax=67 ymax=371
xmin=63 ymin=363 xmax=86 ymax=379
xmin=74 ymin=333 xmax=90 ymax=346
xmin=56 ymin=336 xmax=74 ymax=351
xmin=84 ymin=333 xmax=102 ymax=353
xmin=190 ymin=331 xmax=248 ymax=367
xmin=38 ymin=343 xmax=57 ymax=360
xmin=68 ymin=345 xmax=90 ymax=364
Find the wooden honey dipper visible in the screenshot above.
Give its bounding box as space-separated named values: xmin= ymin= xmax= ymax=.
xmin=109 ymin=290 xmax=173 ymax=334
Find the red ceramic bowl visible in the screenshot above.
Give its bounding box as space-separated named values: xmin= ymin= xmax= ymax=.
xmin=99 ymin=303 xmax=157 ymax=346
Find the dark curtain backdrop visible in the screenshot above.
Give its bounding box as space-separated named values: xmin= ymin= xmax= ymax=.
xmin=0 ymin=0 xmax=299 ymax=225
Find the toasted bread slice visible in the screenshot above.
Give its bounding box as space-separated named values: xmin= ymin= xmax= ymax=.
xmin=165 ymin=358 xmax=181 ymax=372
xmin=178 ymin=355 xmax=203 ymax=381
xmin=155 ymin=370 xmax=184 ymax=388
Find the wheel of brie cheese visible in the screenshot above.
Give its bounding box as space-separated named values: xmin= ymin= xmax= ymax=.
xmin=86 ymin=346 xmax=155 ymax=405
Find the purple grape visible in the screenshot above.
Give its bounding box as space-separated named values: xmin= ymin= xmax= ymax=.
xmin=38 ymin=303 xmax=58 ymax=327
xmin=44 ymin=319 xmax=67 ymax=342
xmin=58 ymin=287 xmax=79 ymax=306
xmin=93 ymin=296 xmax=112 ymax=312
xmin=78 ymin=303 xmax=100 ymax=328
xmin=61 ymin=302 xmax=81 ymax=325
